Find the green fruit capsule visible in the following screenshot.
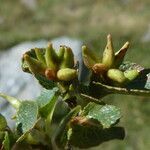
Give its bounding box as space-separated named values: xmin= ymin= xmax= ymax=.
xmin=114 ymin=42 xmax=129 ymax=67
xmin=124 ymin=69 xmax=139 ymax=81
xmin=102 ymin=34 xmax=115 ymax=68
xmin=60 ymin=46 xmax=74 ymax=69
xmin=23 ymin=54 xmax=46 ymax=75
xmin=107 ymin=69 xmax=127 ymax=84
xmin=34 ymin=48 xmax=46 ymax=65
xmin=45 ymin=43 xmax=58 ymax=70
xmin=57 ymin=68 xmax=77 ymax=81
xmin=57 ymin=46 xmax=65 ymax=62
xmin=82 ymin=45 xmax=100 ymax=68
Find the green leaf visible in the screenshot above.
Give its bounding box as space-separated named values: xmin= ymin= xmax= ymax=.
xmin=16 ymin=88 xmax=59 ymax=144
xmin=0 ymin=93 xmax=21 ymax=109
xmin=36 ymin=88 xmax=59 ymax=136
xmin=0 ymin=131 xmax=5 ymax=142
xmin=16 ymin=118 xmax=41 ymax=143
xmin=0 ymin=114 xmax=7 ymax=131
xmin=2 ymin=132 xmax=10 ymax=150
xmin=16 ymin=101 xmax=38 ymax=133
xmin=82 ymin=103 xmax=121 ymax=128
xmin=69 ymin=117 xmax=125 ymax=148
xmin=53 ymin=106 xmax=81 ymax=149
xmin=36 ymin=88 xmax=58 ymax=109
xmin=36 ymin=88 xmax=58 ymax=118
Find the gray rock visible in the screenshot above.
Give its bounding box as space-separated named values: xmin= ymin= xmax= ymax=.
xmin=0 ymin=36 xmax=82 ymax=127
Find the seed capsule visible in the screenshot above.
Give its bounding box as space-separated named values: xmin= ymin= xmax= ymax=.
xmin=60 ymin=46 xmax=74 ymax=69
xmin=92 ymin=63 xmax=108 ymax=75
xmin=45 ymin=43 xmax=58 ymax=70
xmin=124 ymin=69 xmax=139 ymax=81
xmin=57 ymin=68 xmax=77 ymax=81
xmin=57 ymin=46 xmax=65 ymax=62
xmin=82 ymin=45 xmax=100 ymax=68
xmin=102 ymin=34 xmax=115 ymax=68
xmin=114 ymin=42 xmax=129 ymax=67
xmin=23 ymin=54 xmax=46 ymax=75
xmin=34 ymin=48 xmax=46 ymax=65
xmin=107 ymin=69 xmax=127 ymax=84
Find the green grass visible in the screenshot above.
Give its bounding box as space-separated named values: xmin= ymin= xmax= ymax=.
xmin=0 ymin=0 xmax=149 ymax=50
xmin=0 ymin=0 xmax=150 ymax=149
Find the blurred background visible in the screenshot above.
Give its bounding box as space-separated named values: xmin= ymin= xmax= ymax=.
xmin=0 ymin=0 xmax=150 ymax=149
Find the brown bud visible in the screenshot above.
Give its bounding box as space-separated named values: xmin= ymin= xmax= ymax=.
xmin=92 ymin=63 xmax=108 ymax=74
xmin=45 ymin=68 xmax=57 ymax=80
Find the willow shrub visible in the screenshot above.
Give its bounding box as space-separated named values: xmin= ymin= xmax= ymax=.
xmin=0 ymin=35 xmax=150 ymax=150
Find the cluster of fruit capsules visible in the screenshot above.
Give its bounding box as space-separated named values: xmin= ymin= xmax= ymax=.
xmin=82 ymin=34 xmax=139 ymax=86
xmin=23 ymin=43 xmax=78 ymax=82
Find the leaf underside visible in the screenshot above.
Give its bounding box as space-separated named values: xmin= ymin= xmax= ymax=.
xmin=69 ymin=117 xmax=124 ymax=148
xmin=16 ymin=101 xmax=38 ymax=134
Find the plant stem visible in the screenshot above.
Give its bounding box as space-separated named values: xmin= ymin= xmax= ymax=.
xmin=93 ymin=82 xmax=150 ymax=97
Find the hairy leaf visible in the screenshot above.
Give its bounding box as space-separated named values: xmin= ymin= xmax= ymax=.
xmin=16 ymin=118 xmax=41 ymax=143
xmin=82 ymin=103 xmax=121 ymax=128
xmin=36 ymin=88 xmax=59 ymax=136
xmin=36 ymin=88 xmax=58 ymax=117
xmin=16 ymin=101 xmax=38 ymax=133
